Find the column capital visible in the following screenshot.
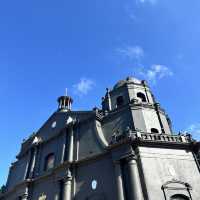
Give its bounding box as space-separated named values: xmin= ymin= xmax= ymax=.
xmin=21 ymin=193 xmax=29 ymax=200
xmin=125 ymin=154 xmax=137 ymax=162
xmin=63 ymin=176 xmax=72 ymax=182
xmin=66 ymin=116 xmax=77 ymax=127
xmin=63 ymin=170 xmax=72 ymax=182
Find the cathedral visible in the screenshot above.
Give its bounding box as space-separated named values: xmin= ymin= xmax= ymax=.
xmin=0 ymin=77 xmax=200 ymax=200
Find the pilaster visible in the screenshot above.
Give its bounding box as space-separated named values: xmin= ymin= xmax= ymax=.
xmin=62 ymin=170 xmax=73 ymax=200
xmin=125 ymin=154 xmax=144 ymax=200
xmin=113 ymin=160 xmax=125 ymax=200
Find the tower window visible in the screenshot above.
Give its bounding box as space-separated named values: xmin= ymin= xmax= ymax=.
xmin=44 ymin=153 xmax=55 ymax=171
xmin=170 ymin=194 xmax=190 ymax=200
xmin=151 ymin=128 xmax=159 ymax=133
xmin=116 ymin=96 xmax=124 ymax=107
xmin=137 ymin=92 xmax=147 ymax=102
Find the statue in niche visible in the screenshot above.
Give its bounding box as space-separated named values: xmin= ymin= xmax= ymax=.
xmin=38 ymin=193 xmax=47 ymax=200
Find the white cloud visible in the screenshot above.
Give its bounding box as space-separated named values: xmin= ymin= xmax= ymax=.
xmin=185 ymin=123 xmax=200 ymax=139
xmin=116 ymin=45 xmax=144 ymax=61
xmin=139 ymin=64 xmax=173 ymax=84
xmin=73 ymin=78 xmax=95 ymax=96
xmin=136 ymin=0 xmax=157 ymax=5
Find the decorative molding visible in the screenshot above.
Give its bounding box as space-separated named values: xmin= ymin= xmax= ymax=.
xmin=161 ymin=179 xmax=192 ymax=200
xmin=110 ymin=130 xmax=193 ymax=145
xmin=161 ymin=179 xmax=192 ymax=190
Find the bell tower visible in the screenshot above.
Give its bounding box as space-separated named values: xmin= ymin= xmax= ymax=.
xmin=101 ymin=77 xmax=172 ymax=135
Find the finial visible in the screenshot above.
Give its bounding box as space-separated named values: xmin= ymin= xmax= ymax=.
xmin=65 ymin=88 xmax=68 ymax=96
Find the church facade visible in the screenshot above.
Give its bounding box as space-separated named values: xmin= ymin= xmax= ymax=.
xmin=1 ymin=77 xmax=200 ymax=200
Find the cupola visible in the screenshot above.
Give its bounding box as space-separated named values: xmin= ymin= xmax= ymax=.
xmin=57 ymin=95 xmax=73 ymax=111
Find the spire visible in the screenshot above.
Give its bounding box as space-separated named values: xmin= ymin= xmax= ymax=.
xmin=57 ymin=89 xmax=73 ymax=111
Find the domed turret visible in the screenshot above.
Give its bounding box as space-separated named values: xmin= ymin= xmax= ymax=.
xmin=57 ymin=96 xmax=73 ymax=111
xmin=101 ymin=76 xmax=172 ymax=135
xmin=102 ymin=76 xmax=154 ymax=111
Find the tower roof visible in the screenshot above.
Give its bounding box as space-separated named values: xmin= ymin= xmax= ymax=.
xmin=113 ymin=76 xmax=143 ymax=90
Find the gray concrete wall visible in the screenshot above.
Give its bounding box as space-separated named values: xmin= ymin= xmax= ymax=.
xmin=31 ymin=176 xmax=58 ymax=200
xmin=6 ymin=154 xmax=28 ymax=190
xmin=37 ymin=112 xmax=67 ymax=141
xmin=78 ymin=121 xmax=103 ymax=160
xmin=160 ymin=113 xmax=171 ymax=134
xmin=102 ymin=108 xmax=133 ymax=141
xmin=142 ymin=108 xmax=161 ymax=133
xmin=75 ymin=154 xmax=118 ymax=200
xmin=110 ymin=86 xmax=130 ymax=110
xmin=139 ymin=147 xmax=200 ymax=200
xmin=36 ymin=133 xmax=65 ymax=176
xmin=131 ymin=108 xmax=147 ymax=132
xmin=127 ymin=84 xmax=154 ymax=104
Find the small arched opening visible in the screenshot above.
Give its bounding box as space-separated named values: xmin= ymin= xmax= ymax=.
xmin=170 ymin=194 xmax=190 ymax=200
xmin=44 ymin=153 xmax=55 ymax=171
xmin=116 ymin=96 xmax=124 ymax=108
xmin=137 ymin=92 xmax=147 ymax=102
xmin=151 ymin=128 xmax=159 ymax=134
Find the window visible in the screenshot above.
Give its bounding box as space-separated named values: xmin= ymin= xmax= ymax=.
xmin=137 ymin=92 xmax=147 ymax=102
xmin=170 ymin=194 xmax=190 ymax=200
xmin=44 ymin=153 xmax=55 ymax=171
xmin=151 ymin=128 xmax=159 ymax=133
xmin=116 ymin=96 xmax=124 ymax=107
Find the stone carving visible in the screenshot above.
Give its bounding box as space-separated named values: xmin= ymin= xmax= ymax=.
xmin=38 ymin=193 xmax=47 ymax=200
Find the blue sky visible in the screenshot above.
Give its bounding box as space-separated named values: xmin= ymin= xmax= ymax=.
xmin=0 ymin=0 xmax=200 ymax=186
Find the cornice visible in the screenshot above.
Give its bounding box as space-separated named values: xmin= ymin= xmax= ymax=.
xmin=108 ymin=130 xmax=194 ymax=150
xmin=1 ymin=179 xmax=30 ymax=198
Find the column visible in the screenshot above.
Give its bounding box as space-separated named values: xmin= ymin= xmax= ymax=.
xmin=142 ymin=80 xmax=150 ymax=103
xmin=30 ymin=146 xmax=38 ymax=178
xmin=62 ymin=170 xmax=72 ymax=200
xmin=54 ymin=181 xmax=60 ymax=200
xmin=154 ymin=103 xmax=165 ymax=134
xmin=54 ymin=193 xmax=59 ymax=200
xmin=24 ymin=150 xmax=32 ymax=179
xmin=67 ymin=124 xmax=74 ymax=162
xmin=106 ymin=88 xmax=112 ymax=111
xmin=125 ymin=155 xmax=144 ymax=200
xmin=63 ymin=119 xmax=75 ymax=200
xmin=61 ymin=132 xmax=67 ymax=163
xmin=21 ymin=187 xmax=29 ymax=200
xmin=114 ymin=160 xmax=125 ymax=200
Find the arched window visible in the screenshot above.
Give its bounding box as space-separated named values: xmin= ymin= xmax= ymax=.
xmin=151 ymin=128 xmax=159 ymax=133
xmin=137 ymin=92 xmax=147 ymax=102
xmin=116 ymin=96 xmax=124 ymax=107
xmin=44 ymin=153 xmax=55 ymax=171
xmin=170 ymin=194 xmax=190 ymax=200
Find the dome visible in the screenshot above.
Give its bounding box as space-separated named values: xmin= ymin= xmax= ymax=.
xmin=113 ymin=77 xmax=142 ymax=89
